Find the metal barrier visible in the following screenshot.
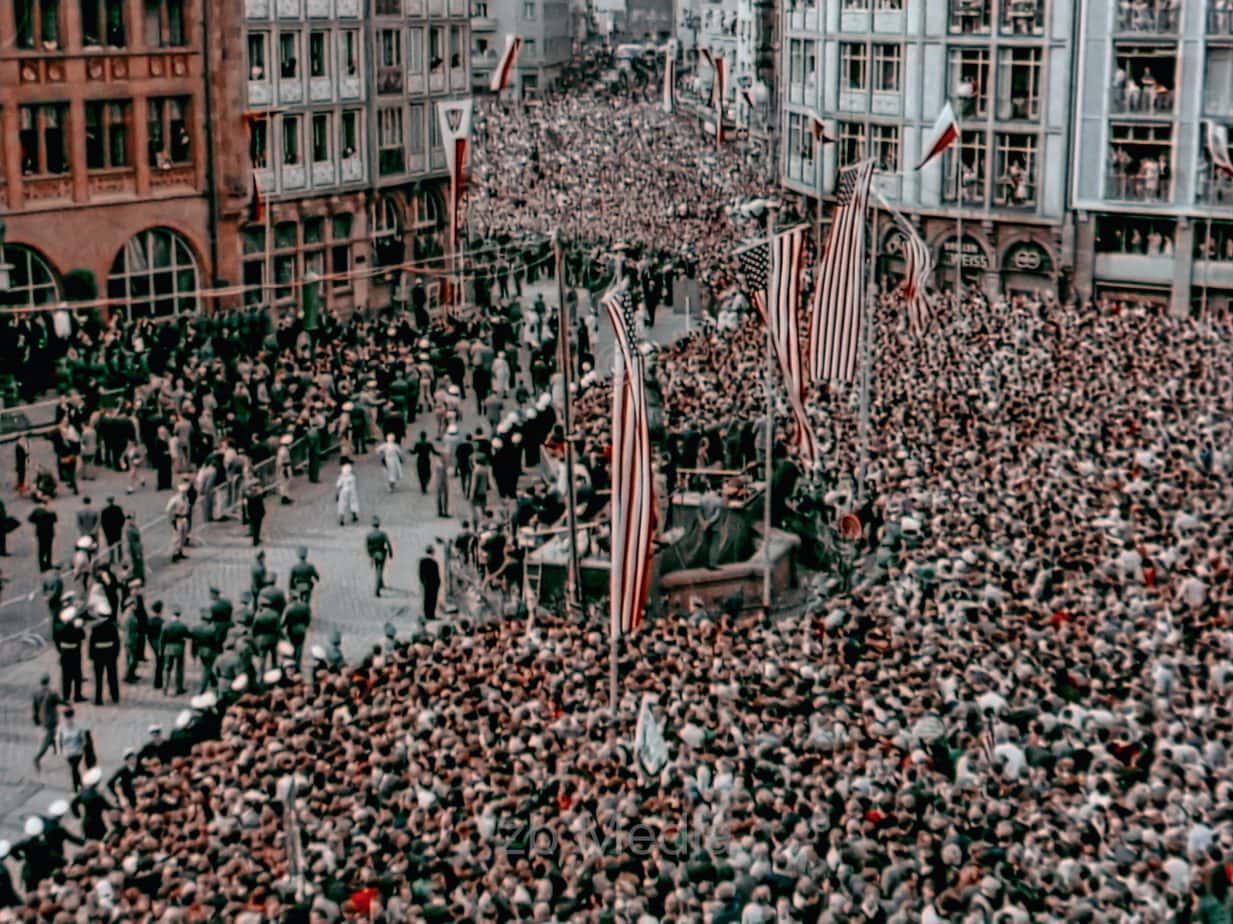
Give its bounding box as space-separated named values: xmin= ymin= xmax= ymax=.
xmin=0 ymin=388 xmax=127 ymax=442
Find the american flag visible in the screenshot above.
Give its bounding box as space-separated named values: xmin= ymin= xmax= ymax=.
xmin=602 ymin=280 xmax=656 ymax=637
xmin=808 ymin=159 xmax=875 ymax=384
xmin=880 ymin=197 xmax=933 ymax=335
xmin=736 ymin=227 xmax=819 ymax=465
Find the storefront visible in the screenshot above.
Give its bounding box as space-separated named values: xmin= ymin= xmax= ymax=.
xmin=1001 ymin=241 xmax=1056 ymax=297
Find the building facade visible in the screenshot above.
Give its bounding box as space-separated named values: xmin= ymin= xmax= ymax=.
xmin=470 ymin=0 xmax=571 ymax=97
xmin=241 ymin=0 xmax=467 ymax=315
xmin=1072 ymin=0 xmax=1233 ymax=314
xmin=780 ymin=0 xmax=1077 ymax=298
xmin=0 ymin=0 xmax=245 ymax=315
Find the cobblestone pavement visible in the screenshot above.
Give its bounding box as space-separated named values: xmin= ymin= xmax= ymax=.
xmin=0 ymin=287 xmax=688 ymax=842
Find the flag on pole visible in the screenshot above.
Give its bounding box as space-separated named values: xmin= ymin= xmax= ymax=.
xmin=736 ymin=228 xmax=819 ymax=465
xmin=808 ymin=159 xmax=875 ymax=384
xmin=603 ymin=280 xmax=656 ymax=638
xmin=916 ymin=102 xmax=959 ymax=171
xmin=490 ymin=35 xmax=523 ymax=93
xmin=436 ymin=98 xmax=473 ymax=247
xmin=1207 ymin=120 xmax=1233 ymax=177
xmin=810 ymin=112 xmax=835 ymax=145
xmin=877 ymin=193 xmax=934 ymax=335
xmin=662 ymin=40 xmax=676 ymax=113
xmin=714 ymin=56 xmax=728 ymax=144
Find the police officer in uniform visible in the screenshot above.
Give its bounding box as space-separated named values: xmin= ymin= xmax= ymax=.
xmin=234 ymin=590 xmax=255 ymax=636
xmin=54 ymin=608 xmax=86 ymax=702
xmin=366 ymin=516 xmax=394 ymax=597
xmin=288 ymin=547 xmax=320 ymax=603
xmin=250 ymin=549 xmax=270 ymax=601
xmin=70 ymin=766 xmax=113 ymax=840
xmin=159 ymin=607 xmax=190 ymax=695
xmin=123 ymin=599 xmax=145 ymax=683
xmin=207 ymin=586 xmax=233 ymax=647
xmin=88 ymin=614 xmax=120 ymax=705
xmin=191 ymin=609 xmax=221 ymax=693
xmin=282 ymin=596 xmax=312 ymax=671
xmin=251 ymin=598 xmax=282 ymax=675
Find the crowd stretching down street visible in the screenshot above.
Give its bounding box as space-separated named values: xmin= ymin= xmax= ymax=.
xmin=2 ymin=71 xmax=1233 ymax=924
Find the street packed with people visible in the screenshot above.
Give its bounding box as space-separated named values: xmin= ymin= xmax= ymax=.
xmin=3 ymin=60 xmax=1233 ymax=924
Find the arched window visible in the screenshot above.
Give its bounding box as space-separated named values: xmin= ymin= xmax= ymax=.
xmin=370 ymin=195 xmax=404 ymax=269
xmin=0 ymin=243 xmax=60 ymax=309
xmin=107 ymin=227 xmax=199 ymax=318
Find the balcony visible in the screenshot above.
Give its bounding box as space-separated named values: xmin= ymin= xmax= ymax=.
xmin=1001 ymin=0 xmax=1042 ymax=34
xmin=472 ymin=15 xmax=498 ymax=30
xmin=341 ymin=155 xmax=364 ymax=183
xmin=1115 ymin=2 xmax=1179 ymax=34
xmin=21 ymin=175 xmax=73 ymax=204
xmin=1110 ymin=48 xmax=1176 ymax=116
xmin=1211 ymin=1 xmax=1233 ymax=34
xmin=1093 ymin=251 xmax=1174 ymax=285
xmin=149 ymin=163 xmax=196 ymax=191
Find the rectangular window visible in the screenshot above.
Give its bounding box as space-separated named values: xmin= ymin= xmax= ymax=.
xmin=19 ymin=104 xmax=69 ymax=176
xmin=282 ymin=113 xmax=300 ymax=165
xmin=379 ymin=27 xmax=400 ymax=66
xmin=997 ymin=47 xmax=1042 ymax=120
xmin=408 ymin=26 xmax=423 ymax=72
xmin=147 ymin=96 xmax=190 ymax=167
xmin=449 ymin=24 xmax=461 ymax=68
xmin=1117 ymin=0 xmax=1179 ymax=33
xmin=14 ymin=0 xmax=62 ymax=48
xmin=837 ymin=120 xmax=865 ymax=167
xmin=1095 ymin=215 xmax=1176 ymax=255
xmin=242 ymin=227 xmax=265 ymax=306
xmin=311 ymin=112 xmax=330 ymax=162
xmin=408 ymin=102 xmax=424 ymax=153
xmin=522 ymin=0 xmax=534 ymax=17
xmin=429 ymin=105 xmax=441 ymax=151
xmin=949 ymin=0 xmax=990 ymax=34
xmin=248 ymin=32 xmax=268 ymax=80
xmin=340 ymin=29 xmax=359 ymax=76
xmin=946 ymin=129 xmax=986 ymax=204
xmin=873 ymin=43 xmax=900 ymax=92
xmin=249 ymin=113 xmax=269 ymax=168
xmin=1206 ymin=49 xmax=1233 ymax=116
xmin=993 ymin=132 xmax=1037 ymax=207
xmin=803 ymin=39 xmax=817 ymax=100
xmin=788 ymin=39 xmax=803 ymax=105
xmin=375 ymin=0 xmax=398 ymax=12
xmin=1001 ymin=0 xmax=1042 ymax=34
xmin=280 ymin=32 xmax=298 ymax=79
xmin=429 ymin=25 xmax=444 ymax=71
xmin=143 ymin=0 xmax=182 ymax=47
xmin=309 ymin=31 xmax=327 ymax=77
xmin=871 ymin=123 xmax=900 ymax=172
xmin=81 ymin=0 xmax=125 ymax=46
xmin=1111 ymin=44 xmax=1178 ymax=115
xmin=304 ymin=216 xmax=324 ymax=245
xmin=331 ymin=213 xmax=353 ymax=291
xmin=949 ymin=47 xmax=990 ymax=118
xmin=378 ymin=106 xmax=404 ymax=175
xmin=340 ymin=110 xmax=358 ymax=158
xmin=1107 ymin=122 xmax=1173 ymax=202
xmin=85 ymin=100 xmax=130 ymax=169
xmin=840 ymin=42 xmax=867 ymax=92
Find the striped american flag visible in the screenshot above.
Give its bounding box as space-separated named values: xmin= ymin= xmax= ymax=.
xmin=808 ymin=160 xmax=875 ymax=384
xmin=888 ymin=207 xmax=933 ymax=336
xmin=602 ymin=280 xmax=656 ymax=637
xmin=736 ymin=227 xmax=819 ymax=466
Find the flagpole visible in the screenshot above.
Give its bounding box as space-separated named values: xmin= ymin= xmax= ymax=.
xmin=1202 ymin=210 xmax=1212 ymax=319
xmin=857 ymin=192 xmax=877 ymax=504
xmin=762 ymin=203 xmax=778 ymax=611
xmin=952 ymin=132 xmax=963 ymax=306
xmin=556 ymin=230 xmax=583 ymax=616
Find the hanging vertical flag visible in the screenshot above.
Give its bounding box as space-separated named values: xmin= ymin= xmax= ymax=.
xmin=603 ymin=280 xmax=656 ymax=638
xmin=740 ymin=87 xmax=756 ymax=129
xmin=1207 ymin=120 xmax=1233 ymax=177
xmin=916 ymin=102 xmax=959 ymax=171
xmin=737 ymin=228 xmax=819 ymax=465
xmin=713 ymin=55 xmax=728 ymax=145
xmin=808 ymin=159 xmax=875 ymax=384
xmin=810 ymin=112 xmax=835 ymax=145
xmin=878 ymin=193 xmax=934 ymax=336
xmin=490 ymin=35 xmax=523 ymax=93
xmin=437 ymin=98 xmax=473 ymax=248
xmin=662 ymin=39 xmax=677 ymax=113
xmin=699 ymin=48 xmax=716 ymax=106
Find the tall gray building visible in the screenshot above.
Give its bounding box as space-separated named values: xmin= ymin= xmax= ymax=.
xmin=471 ymin=0 xmax=572 ymax=96
xmin=1072 ymin=1 xmax=1233 ymax=314
xmin=780 ymin=0 xmax=1076 ymax=298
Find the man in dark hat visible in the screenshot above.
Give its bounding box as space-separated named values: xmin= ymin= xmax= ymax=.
xmin=124 ymin=514 xmax=145 ymax=582
xmin=192 ymin=608 xmax=221 ymax=693
xmin=366 ymin=517 xmax=393 ymax=597
xmin=54 ymin=608 xmax=86 ymax=703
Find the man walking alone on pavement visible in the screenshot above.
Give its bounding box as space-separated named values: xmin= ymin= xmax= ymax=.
xmin=367 ymin=517 xmax=393 ymax=597
xmin=419 ymin=544 xmax=441 ymax=622
xmin=32 ymin=675 xmax=62 ymax=772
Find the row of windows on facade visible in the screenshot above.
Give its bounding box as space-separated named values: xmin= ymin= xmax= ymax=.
xmin=1095 ymin=216 xmax=1233 ymax=261
xmin=247 ymin=107 xmax=445 ymax=177
xmin=10 ymin=0 xmax=184 ymax=51
xmin=1108 ymin=46 xmax=1233 ymax=120
xmin=784 ymin=113 xmax=1233 ymax=209
xmin=0 ymin=230 xmax=199 ymax=319
xmin=246 ymin=25 xmax=465 ymax=84
xmin=9 ymin=97 xmax=189 ymax=177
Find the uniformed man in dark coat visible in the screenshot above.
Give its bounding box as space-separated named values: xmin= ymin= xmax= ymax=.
xmin=251 ymin=599 xmax=282 ymax=674
xmin=41 ymin=566 xmax=63 ymax=636
xmin=99 ymin=497 xmax=125 ymax=563
xmin=419 ymin=545 xmax=441 ymax=622
xmin=366 ymin=516 xmax=393 ymax=597
xmin=250 ymin=549 xmax=270 ymax=600
xmin=305 ymin=415 xmax=323 ymax=483
xmin=88 ymin=614 xmax=120 ymax=705
xmin=191 ymin=609 xmax=220 ymax=693
xmin=71 ymin=766 xmax=113 ymax=840
xmin=282 ymin=597 xmax=312 ymax=670
xmin=146 ymin=600 xmax=165 ymax=690
xmin=288 ymin=547 xmax=321 ymax=603
xmin=159 ymin=607 xmax=190 ymax=695
xmin=54 ymin=608 xmax=86 ymax=702
xmin=107 ymin=749 xmax=139 ymax=807
xmin=11 ymin=817 xmax=56 ymax=894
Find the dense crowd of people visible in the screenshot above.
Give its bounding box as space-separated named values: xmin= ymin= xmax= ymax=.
xmin=7 ymin=62 xmax=1233 ymax=924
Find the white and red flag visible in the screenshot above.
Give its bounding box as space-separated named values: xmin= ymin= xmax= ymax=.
xmin=916 ymin=102 xmax=958 ymax=171
xmin=490 ymin=35 xmax=523 ymax=93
